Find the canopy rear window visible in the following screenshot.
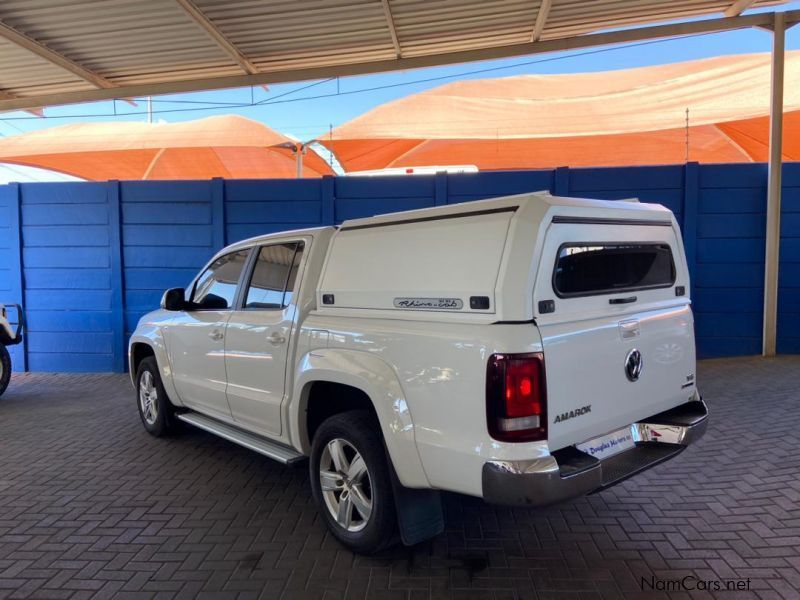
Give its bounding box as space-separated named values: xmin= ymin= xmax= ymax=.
xmin=553 ymin=243 xmax=675 ymax=298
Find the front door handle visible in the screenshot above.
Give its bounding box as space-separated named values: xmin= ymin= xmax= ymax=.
xmin=209 ymin=329 xmax=224 ymax=341
xmin=268 ymin=332 xmax=286 ymax=345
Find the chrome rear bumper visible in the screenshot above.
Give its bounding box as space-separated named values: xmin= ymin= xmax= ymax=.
xmin=482 ymin=397 xmax=708 ymax=507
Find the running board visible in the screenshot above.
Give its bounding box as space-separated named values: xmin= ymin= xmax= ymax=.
xmin=176 ymin=412 xmax=305 ymax=465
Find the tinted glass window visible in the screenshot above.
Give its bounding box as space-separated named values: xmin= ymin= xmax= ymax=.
xmin=192 ymin=249 xmax=249 ymax=309
xmin=554 ymin=243 xmax=675 ymax=297
xmin=245 ymin=243 xmax=303 ymax=309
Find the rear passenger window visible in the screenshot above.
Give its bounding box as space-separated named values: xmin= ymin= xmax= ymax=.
xmin=553 ymin=243 xmax=675 ymax=297
xmin=191 ymin=249 xmax=250 ymax=309
xmin=244 ymin=242 xmax=304 ymax=309
xmin=282 ymin=243 xmax=304 ymax=307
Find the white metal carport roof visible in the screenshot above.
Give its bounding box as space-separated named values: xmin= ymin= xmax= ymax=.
xmin=0 ymin=0 xmax=788 ymax=112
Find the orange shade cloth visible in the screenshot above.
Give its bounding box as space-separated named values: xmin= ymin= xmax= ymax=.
xmin=0 ymin=115 xmax=333 ymax=180
xmin=322 ymin=52 xmax=800 ymax=171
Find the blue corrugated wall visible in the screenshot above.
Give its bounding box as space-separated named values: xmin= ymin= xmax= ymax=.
xmin=0 ymin=163 xmax=796 ymax=372
xmin=779 ymin=166 xmax=800 ymax=354
xmin=0 ymin=184 xmax=24 ymax=371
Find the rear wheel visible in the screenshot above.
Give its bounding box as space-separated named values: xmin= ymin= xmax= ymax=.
xmin=136 ymin=357 xmax=176 ymax=436
xmin=0 ymin=345 xmax=11 ymax=397
xmin=310 ymin=410 xmax=398 ymax=553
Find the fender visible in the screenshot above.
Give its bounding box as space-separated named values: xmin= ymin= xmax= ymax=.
xmin=128 ymin=326 xmax=183 ymax=407
xmin=290 ymin=348 xmax=430 ymax=489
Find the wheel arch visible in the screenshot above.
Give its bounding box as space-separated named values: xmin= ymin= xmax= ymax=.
xmin=128 ymin=331 xmax=182 ymax=406
xmin=130 ymin=342 xmax=155 ymax=377
xmin=290 ymin=348 xmax=430 ymax=489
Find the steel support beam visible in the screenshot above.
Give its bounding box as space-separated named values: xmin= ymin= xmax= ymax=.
xmin=0 ymin=20 xmax=115 ymax=89
xmin=381 ymin=0 xmax=402 ymax=58
xmin=531 ymin=0 xmax=552 ymax=42
xmin=1 ymin=9 xmax=799 ymax=112
xmin=174 ymin=0 xmax=259 ymax=75
xmin=763 ymin=12 xmax=786 ymax=357
xmin=725 ymin=0 xmax=757 ymax=18
xmin=0 ymin=89 xmax=45 ymax=117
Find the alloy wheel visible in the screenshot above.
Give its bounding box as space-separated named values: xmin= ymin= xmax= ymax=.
xmin=319 ymin=438 xmax=373 ymax=532
xmin=138 ymin=371 xmax=159 ymax=426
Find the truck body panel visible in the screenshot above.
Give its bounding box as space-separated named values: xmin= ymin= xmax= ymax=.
xmin=130 ymin=192 xmax=706 ymax=513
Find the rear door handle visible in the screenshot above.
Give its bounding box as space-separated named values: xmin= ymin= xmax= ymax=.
xmin=209 ymin=329 xmax=224 ymax=341
xmin=268 ymin=332 xmax=286 ymax=345
xmin=610 ymin=296 xmax=637 ymax=305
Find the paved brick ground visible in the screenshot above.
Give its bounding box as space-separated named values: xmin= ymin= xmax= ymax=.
xmin=0 ymin=356 xmax=799 ymax=600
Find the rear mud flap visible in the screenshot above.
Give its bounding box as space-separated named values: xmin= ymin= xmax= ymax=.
xmin=389 ymin=464 xmax=444 ymax=546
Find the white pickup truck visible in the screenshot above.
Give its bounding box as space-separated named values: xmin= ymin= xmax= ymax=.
xmin=129 ymin=192 xmax=708 ymax=553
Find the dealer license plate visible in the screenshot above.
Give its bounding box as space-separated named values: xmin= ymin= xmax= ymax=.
xmin=576 ymin=426 xmax=635 ymax=460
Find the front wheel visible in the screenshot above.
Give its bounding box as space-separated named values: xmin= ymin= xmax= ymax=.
xmin=310 ymin=411 xmax=398 ymax=553
xmin=136 ymin=356 xmax=176 ymax=437
xmin=0 ymin=345 xmax=11 ymax=397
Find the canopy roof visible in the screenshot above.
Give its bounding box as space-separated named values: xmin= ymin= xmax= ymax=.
xmin=0 ymin=115 xmax=333 ymax=180
xmin=323 ymin=52 xmax=800 ymax=171
xmin=0 ymin=0 xmax=787 ymax=112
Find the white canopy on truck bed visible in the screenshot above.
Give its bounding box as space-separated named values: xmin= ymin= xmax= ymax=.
xmin=316 ymin=192 xmax=685 ymax=323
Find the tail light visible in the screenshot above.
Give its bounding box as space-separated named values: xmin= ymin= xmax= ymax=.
xmin=486 ymin=353 xmax=547 ymax=442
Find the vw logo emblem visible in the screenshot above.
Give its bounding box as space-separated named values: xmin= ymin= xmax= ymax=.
xmin=625 ymin=348 xmax=643 ymax=382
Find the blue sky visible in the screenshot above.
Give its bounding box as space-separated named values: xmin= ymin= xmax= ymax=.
xmin=1 ymin=4 xmax=798 ymax=146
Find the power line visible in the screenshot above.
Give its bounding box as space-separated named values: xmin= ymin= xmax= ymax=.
xmin=254 ymin=77 xmax=336 ymax=105
xmin=143 ymin=98 xmax=251 ymax=106
xmin=0 ymin=118 xmax=25 ymax=133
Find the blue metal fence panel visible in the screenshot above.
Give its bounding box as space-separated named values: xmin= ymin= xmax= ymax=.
xmin=18 ymin=182 xmax=115 ymax=372
xmin=0 ymin=164 xmax=796 ymax=372
xmin=446 ymin=170 xmax=553 ymax=203
xmin=334 ymin=175 xmax=436 ymax=222
xmin=121 ymin=181 xmax=217 ymax=349
xmin=225 ymin=179 xmax=324 ymax=241
xmin=565 ymin=165 xmax=685 ymax=221
xmin=695 ymin=164 xmax=768 ymax=357
xmin=778 ymin=164 xmax=800 ymax=354
xmin=0 ymin=184 xmax=24 ymax=370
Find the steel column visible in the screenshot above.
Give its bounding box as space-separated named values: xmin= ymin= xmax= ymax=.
xmin=296 ymin=144 xmax=304 ymax=179
xmin=763 ymin=12 xmax=786 ymax=357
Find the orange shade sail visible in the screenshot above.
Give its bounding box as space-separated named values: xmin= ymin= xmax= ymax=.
xmin=323 ymin=52 xmax=800 ymax=172
xmin=0 ymin=115 xmax=333 ymax=180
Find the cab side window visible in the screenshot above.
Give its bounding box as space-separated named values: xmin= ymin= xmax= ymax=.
xmin=191 ymin=249 xmax=250 ymax=309
xmin=245 ymin=242 xmax=304 ymax=309
xmin=282 ymin=243 xmax=304 ymax=306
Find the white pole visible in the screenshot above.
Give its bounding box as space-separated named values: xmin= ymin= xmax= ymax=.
xmin=296 ymin=143 xmax=304 ymax=179
xmin=763 ymin=11 xmax=785 ymax=357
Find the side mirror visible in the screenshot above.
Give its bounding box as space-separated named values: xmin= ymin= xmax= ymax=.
xmin=161 ymin=288 xmax=186 ymax=311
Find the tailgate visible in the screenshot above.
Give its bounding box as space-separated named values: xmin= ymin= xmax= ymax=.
xmin=533 ymin=220 xmax=697 ymax=451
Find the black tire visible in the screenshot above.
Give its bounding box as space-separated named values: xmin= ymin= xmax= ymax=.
xmin=0 ymin=344 xmax=11 ymax=397
xmin=310 ymin=410 xmax=398 ymax=554
xmin=135 ymin=356 xmax=176 ymax=437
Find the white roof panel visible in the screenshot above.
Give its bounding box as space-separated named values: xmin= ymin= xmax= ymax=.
xmin=0 ymin=0 xmax=787 ymax=111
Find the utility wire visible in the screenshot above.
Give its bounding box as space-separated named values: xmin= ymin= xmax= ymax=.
xmin=254 ymin=77 xmax=336 ymax=105
xmin=0 ymin=118 xmax=24 ymax=133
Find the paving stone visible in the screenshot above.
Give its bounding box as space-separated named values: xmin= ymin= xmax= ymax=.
xmin=0 ymin=357 xmax=798 ymax=598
